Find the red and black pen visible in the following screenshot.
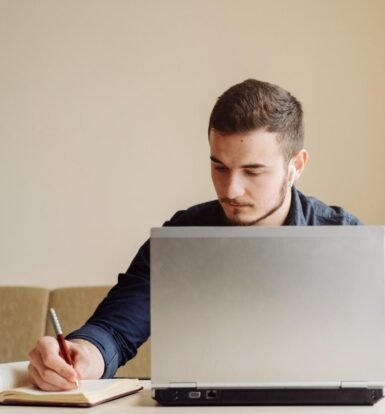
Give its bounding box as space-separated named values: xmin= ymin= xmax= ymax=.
xmin=48 ymin=308 xmax=79 ymax=388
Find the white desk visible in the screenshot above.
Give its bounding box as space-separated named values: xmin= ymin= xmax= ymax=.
xmin=1 ymin=364 xmax=385 ymax=413
xmin=2 ymin=381 xmax=385 ymax=413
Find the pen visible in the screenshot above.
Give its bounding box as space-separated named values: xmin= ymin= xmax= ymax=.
xmin=48 ymin=308 xmax=80 ymax=389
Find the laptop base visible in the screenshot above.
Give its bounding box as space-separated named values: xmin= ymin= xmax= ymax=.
xmin=153 ymin=388 xmax=383 ymax=406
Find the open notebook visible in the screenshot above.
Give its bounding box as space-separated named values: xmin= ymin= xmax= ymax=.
xmin=0 ymin=379 xmax=142 ymax=407
xmin=0 ymin=362 xmax=142 ymax=407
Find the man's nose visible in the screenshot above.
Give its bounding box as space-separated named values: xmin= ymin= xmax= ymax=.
xmin=225 ymin=174 xmax=245 ymax=199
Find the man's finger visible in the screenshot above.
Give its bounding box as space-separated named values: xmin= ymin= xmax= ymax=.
xmin=28 ymin=363 xmax=75 ymax=391
xmin=36 ymin=337 xmax=78 ymax=382
xmin=32 ymin=348 xmax=75 ymax=390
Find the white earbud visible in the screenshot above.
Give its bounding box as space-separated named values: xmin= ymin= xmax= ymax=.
xmin=289 ymin=164 xmax=296 ymax=187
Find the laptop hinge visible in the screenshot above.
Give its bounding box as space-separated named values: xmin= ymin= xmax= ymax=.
xmin=168 ymin=382 xmax=197 ymax=389
xmin=340 ymin=381 xmax=368 ymax=388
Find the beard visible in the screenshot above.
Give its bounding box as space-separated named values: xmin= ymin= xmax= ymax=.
xmin=221 ymin=177 xmax=289 ymax=226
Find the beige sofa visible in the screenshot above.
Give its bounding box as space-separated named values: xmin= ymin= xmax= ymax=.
xmin=0 ymin=286 xmax=150 ymax=378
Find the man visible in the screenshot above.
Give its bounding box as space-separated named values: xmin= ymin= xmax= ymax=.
xmin=28 ymin=79 xmax=360 ymax=391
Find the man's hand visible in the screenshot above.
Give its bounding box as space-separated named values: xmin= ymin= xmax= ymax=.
xmin=28 ymin=337 xmax=105 ymax=391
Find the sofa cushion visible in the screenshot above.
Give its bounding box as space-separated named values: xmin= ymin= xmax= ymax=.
xmin=46 ymin=286 xmax=111 ymax=337
xmin=0 ymin=287 xmax=49 ymax=362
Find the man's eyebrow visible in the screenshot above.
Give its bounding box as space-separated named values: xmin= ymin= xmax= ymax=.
xmin=210 ymin=156 xmax=268 ymax=169
xmin=240 ymin=162 xmax=268 ymax=168
xmin=210 ymin=155 xmax=226 ymax=165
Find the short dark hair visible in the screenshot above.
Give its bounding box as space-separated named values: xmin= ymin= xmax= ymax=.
xmin=208 ymin=79 xmax=304 ymax=162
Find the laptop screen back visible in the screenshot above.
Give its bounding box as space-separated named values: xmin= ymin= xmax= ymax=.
xmin=151 ymin=226 xmax=385 ymax=388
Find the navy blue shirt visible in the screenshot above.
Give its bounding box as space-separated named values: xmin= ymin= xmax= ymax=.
xmin=67 ymin=187 xmax=361 ymax=377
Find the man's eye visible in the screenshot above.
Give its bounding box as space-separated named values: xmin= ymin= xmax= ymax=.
xmin=214 ymin=167 xmax=228 ymax=172
xmin=245 ymin=170 xmax=260 ymax=177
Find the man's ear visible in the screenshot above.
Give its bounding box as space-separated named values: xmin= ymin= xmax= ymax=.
xmin=292 ymin=149 xmax=308 ymax=181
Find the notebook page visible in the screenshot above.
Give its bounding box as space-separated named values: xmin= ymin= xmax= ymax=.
xmin=0 ymin=361 xmax=29 ymax=389
xmin=8 ymin=379 xmax=137 ymax=396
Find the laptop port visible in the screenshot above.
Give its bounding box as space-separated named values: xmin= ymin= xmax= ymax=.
xmin=188 ymin=391 xmax=201 ymax=399
xmin=206 ymin=390 xmax=217 ymax=399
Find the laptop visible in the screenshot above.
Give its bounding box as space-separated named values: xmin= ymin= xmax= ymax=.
xmin=150 ymin=226 xmax=385 ymax=405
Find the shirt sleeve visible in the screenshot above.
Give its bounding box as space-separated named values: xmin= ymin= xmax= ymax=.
xmin=66 ymin=239 xmax=151 ymax=378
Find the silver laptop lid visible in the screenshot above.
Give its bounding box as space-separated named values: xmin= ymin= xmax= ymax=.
xmin=151 ymin=226 xmax=385 ymax=389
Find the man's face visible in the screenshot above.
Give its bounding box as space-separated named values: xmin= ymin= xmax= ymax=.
xmin=209 ymin=128 xmax=291 ymax=226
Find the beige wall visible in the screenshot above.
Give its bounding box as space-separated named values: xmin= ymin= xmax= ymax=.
xmin=1 ymin=0 xmax=384 ymax=287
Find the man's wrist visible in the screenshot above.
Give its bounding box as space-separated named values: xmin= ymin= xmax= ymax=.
xmin=66 ymin=325 xmax=121 ymax=378
xmin=69 ymin=338 xmax=105 ymax=379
